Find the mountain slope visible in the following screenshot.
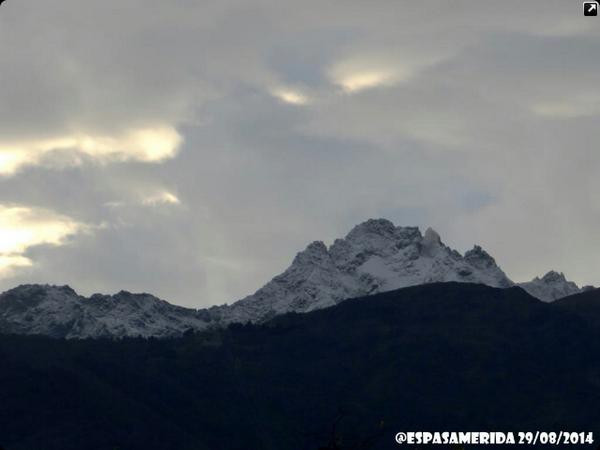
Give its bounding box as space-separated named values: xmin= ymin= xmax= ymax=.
xmin=552 ymin=287 xmax=600 ymax=326
xmin=0 ymin=284 xmax=210 ymax=338
xmin=1 ymin=283 xmax=599 ymax=450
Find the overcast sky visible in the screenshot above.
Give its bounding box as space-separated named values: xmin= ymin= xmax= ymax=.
xmin=0 ymin=1 xmax=598 ymax=307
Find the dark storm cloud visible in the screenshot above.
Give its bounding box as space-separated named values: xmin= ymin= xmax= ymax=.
xmin=0 ymin=0 xmax=598 ymax=306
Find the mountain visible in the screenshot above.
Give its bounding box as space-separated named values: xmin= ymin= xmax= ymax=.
xmin=211 ymin=219 xmax=514 ymax=324
xmin=217 ymin=219 xmax=591 ymax=323
xmin=1 ymin=283 xmax=600 ymax=450
xmin=0 ymin=218 xmax=591 ymax=338
xmin=517 ymin=270 xmax=591 ymax=302
xmin=0 ymin=284 xmax=210 ymax=339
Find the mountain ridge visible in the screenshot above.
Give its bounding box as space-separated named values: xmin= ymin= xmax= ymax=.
xmin=0 ymin=284 xmax=210 ymax=339
xmin=0 ymin=218 xmax=593 ymax=338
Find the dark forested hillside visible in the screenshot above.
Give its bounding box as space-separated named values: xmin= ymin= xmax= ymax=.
xmin=553 ymin=287 xmax=600 ymax=326
xmin=1 ymin=283 xmax=600 ymax=450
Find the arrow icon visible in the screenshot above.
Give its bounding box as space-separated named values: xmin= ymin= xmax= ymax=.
xmin=584 ymin=1 xmax=599 ymax=15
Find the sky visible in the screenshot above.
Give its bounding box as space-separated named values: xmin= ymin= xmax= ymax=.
xmin=0 ymin=0 xmax=599 ymax=308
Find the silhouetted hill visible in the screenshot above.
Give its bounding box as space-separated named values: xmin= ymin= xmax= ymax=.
xmin=553 ymin=288 xmax=600 ymax=326
xmin=1 ymin=283 xmax=599 ymax=450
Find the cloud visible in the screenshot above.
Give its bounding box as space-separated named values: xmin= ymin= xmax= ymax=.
xmin=271 ymin=87 xmax=309 ymax=105
xmin=531 ymin=96 xmax=600 ymax=119
xmin=0 ymin=205 xmax=87 ymax=277
xmin=335 ymin=70 xmax=395 ymax=93
xmin=141 ymin=190 xmax=181 ymax=206
xmin=0 ymin=126 xmax=182 ymax=176
xmin=329 ymin=59 xmax=404 ymax=93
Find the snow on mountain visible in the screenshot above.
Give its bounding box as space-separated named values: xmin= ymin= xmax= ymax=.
xmin=0 ymin=284 xmax=210 ymax=338
xmin=212 ymin=219 xmax=514 ymax=324
xmin=0 ymin=219 xmax=590 ymax=338
xmin=518 ymin=271 xmax=590 ymax=302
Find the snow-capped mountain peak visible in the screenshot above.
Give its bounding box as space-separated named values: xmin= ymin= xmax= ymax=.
xmin=423 ymin=227 xmax=442 ymax=245
xmin=517 ymin=271 xmax=587 ymax=302
xmin=216 ymin=219 xmax=514 ymax=325
xmin=542 ymin=271 xmax=569 ymax=283
xmin=464 ymin=245 xmax=499 ymax=270
xmin=292 ymin=240 xmax=329 ymax=265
